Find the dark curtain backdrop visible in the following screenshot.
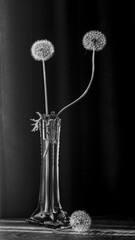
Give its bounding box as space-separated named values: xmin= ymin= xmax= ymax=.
xmin=0 ymin=0 xmax=135 ymax=220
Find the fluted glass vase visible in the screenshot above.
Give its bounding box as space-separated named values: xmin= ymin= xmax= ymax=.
xmin=27 ymin=112 xmax=69 ymax=228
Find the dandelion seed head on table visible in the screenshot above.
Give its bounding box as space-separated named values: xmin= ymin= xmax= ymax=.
xmin=82 ymin=30 xmax=106 ymax=51
xmin=31 ymin=40 xmax=55 ymax=61
xmin=70 ymin=210 xmax=92 ymax=233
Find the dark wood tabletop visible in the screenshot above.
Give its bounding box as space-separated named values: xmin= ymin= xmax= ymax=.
xmin=0 ymin=218 xmax=135 ymax=240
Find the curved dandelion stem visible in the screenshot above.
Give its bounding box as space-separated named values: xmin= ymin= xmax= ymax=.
xmin=42 ymin=60 xmax=48 ymax=115
xmin=57 ymin=49 xmax=95 ymax=116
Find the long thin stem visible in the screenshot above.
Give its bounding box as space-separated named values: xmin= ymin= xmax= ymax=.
xmin=42 ymin=60 xmax=48 ymax=115
xmin=57 ymin=49 xmax=95 ymax=116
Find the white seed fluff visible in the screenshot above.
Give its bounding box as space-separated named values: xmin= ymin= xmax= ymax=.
xmin=70 ymin=210 xmax=92 ymax=232
xmin=31 ymin=40 xmax=54 ymax=61
xmin=82 ymin=31 xmax=106 ymax=51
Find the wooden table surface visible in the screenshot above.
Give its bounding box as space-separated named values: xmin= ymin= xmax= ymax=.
xmin=0 ymin=218 xmax=135 ymax=240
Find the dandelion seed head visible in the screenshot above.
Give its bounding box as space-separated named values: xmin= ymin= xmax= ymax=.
xmin=82 ymin=31 xmax=106 ymax=51
xmin=31 ymin=40 xmax=55 ymax=61
xmin=70 ymin=210 xmax=92 ymax=232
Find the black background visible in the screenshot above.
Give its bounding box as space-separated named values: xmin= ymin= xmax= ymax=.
xmin=0 ymin=0 xmax=135 ymax=220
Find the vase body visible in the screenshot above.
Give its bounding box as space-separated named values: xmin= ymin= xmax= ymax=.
xmin=27 ymin=112 xmax=69 ymax=228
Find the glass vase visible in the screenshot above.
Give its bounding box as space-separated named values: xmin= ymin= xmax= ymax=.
xmin=26 ymin=112 xmax=69 ymax=228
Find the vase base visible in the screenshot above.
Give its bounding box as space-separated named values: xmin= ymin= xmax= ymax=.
xmin=26 ymin=209 xmax=69 ymax=229
xmin=26 ymin=218 xmax=63 ymax=229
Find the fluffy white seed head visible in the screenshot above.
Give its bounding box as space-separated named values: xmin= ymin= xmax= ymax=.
xmin=82 ymin=31 xmax=106 ymax=51
xmin=31 ymin=40 xmax=55 ymax=61
xmin=70 ymin=210 xmax=92 ymax=232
